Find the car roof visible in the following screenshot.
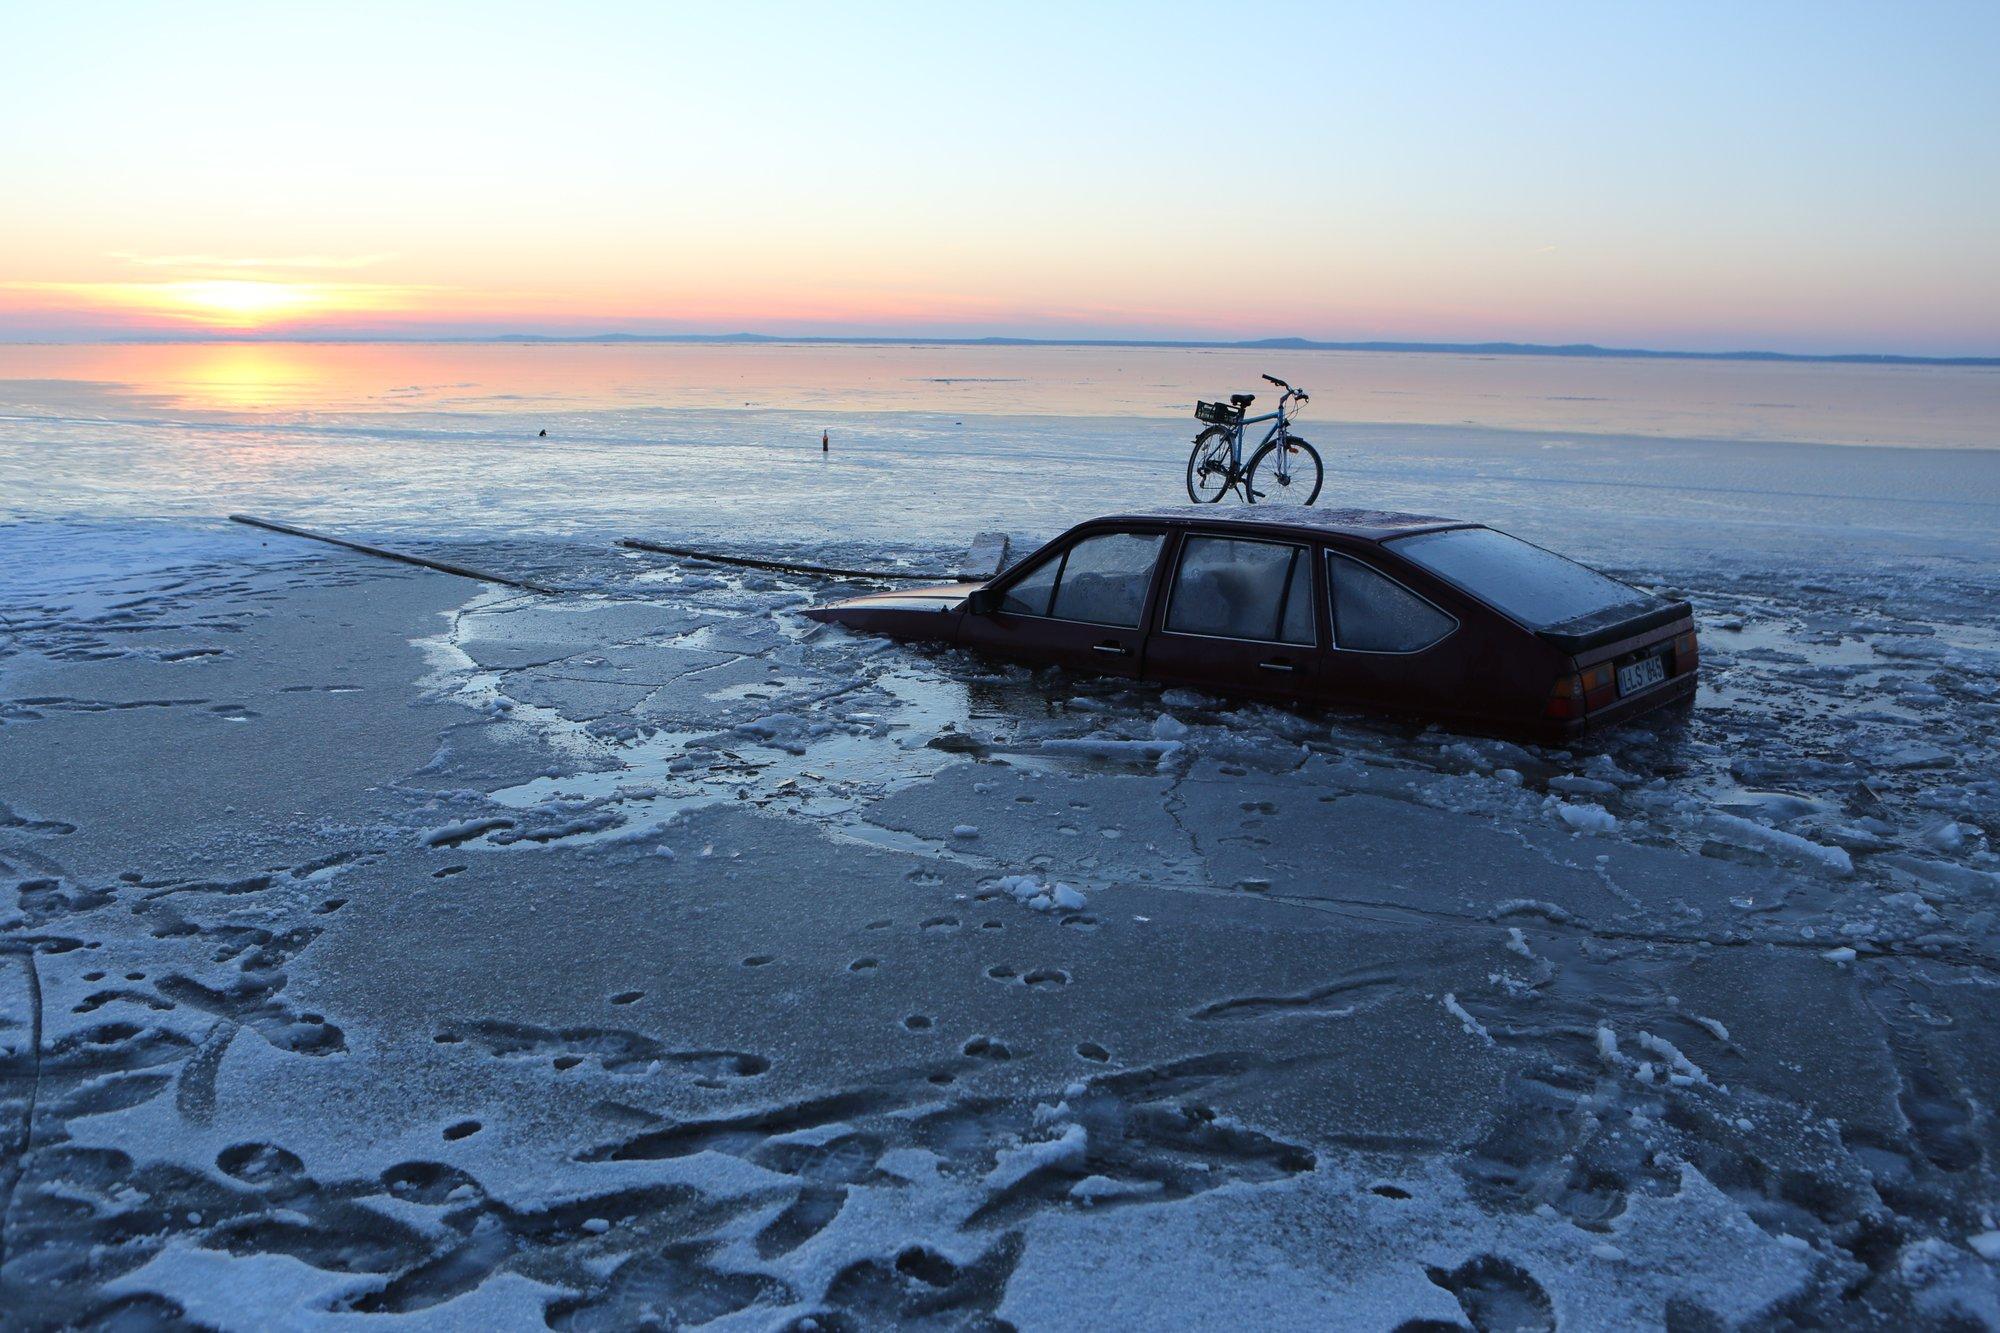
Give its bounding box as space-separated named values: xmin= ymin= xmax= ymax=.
xmin=1088 ymin=504 xmax=1476 ymax=543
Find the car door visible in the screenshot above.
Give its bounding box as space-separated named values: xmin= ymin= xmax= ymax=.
xmin=956 ymin=528 xmax=1167 ymax=677
xmin=1319 ymin=546 xmax=1462 ymax=707
xmin=1144 ymin=532 xmax=1321 ymax=699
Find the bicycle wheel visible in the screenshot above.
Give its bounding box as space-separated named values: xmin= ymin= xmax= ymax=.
xmin=1245 ymin=436 xmax=1323 ymax=505
xmin=1186 ymin=427 xmax=1237 ymax=503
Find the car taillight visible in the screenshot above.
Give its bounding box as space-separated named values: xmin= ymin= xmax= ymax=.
xmin=1545 ymin=664 xmax=1614 ymax=719
xmin=1674 ymin=630 xmax=1699 ymax=671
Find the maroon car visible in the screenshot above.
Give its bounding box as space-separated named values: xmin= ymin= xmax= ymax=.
xmin=802 ymin=507 xmax=1697 ymax=739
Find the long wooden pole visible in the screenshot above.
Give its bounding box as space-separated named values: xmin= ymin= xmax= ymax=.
xmin=229 ymin=515 xmax=562 ymax=595
xmin=617 ymin=537 xmax=973 ymax=582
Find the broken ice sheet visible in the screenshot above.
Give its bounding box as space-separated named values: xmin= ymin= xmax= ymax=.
xmin=6 ymin=404 xmax=2000 ymax=1328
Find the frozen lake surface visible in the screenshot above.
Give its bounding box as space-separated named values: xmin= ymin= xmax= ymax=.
xmin=2 ymin=345 xmax=1999 ymax=1328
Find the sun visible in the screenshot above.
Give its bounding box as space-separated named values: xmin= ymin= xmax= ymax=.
xmin=128 ymin=279 xmax=377 ymax=329
xmin=167 ymin=280 xmax=321 ymax=324
xmin=6 ymin=276 xmax=426 ymax=331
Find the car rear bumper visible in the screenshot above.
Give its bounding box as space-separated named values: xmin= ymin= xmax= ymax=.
xmin=1544 ymin=668 xmax=1698 ymax=741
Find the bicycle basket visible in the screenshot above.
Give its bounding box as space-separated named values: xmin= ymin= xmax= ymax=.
xmin=1194 ymin=400 xmax=1241 ymax=426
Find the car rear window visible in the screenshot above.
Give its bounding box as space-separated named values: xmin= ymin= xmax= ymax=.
xmin=1389 ymin=527 xmax=1656 ymax=631
xmin=999 ymin=531 xmax=1162 ymax=627
xmin=1327 ymin=552 xmax=1454 ymax=652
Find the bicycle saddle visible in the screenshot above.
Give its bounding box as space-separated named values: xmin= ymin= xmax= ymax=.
xmin=1229 ymin=392 xmax=1256 ymax=407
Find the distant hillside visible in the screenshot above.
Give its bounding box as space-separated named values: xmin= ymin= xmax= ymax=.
xmin=472 ymin=332 xmax=1996 ymax=367
xmin=51 ymin=330 xmax=1996 ymax=365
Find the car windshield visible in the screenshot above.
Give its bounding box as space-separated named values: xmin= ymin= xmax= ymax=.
xmin=1388 ymin=526 xmax=1657 ymax=630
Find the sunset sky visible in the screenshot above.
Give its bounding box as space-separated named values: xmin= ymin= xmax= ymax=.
xmin=3 ymin=2 xmax=1995 ymax=354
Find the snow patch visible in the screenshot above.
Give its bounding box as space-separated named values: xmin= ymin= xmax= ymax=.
xmin=988 ymin=1122 xmax=1088 ymax=1191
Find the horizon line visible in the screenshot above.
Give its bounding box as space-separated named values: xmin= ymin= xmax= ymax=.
xmin=2 ymin=331 xmax=1995 ymax=368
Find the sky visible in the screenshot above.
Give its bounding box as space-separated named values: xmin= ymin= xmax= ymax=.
xmin=2 ymin=2 xmax=1996 ymax=354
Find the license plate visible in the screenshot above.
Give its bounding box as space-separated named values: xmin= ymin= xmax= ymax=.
xmin=1617 ymin=654 xmax=1668 ymax=696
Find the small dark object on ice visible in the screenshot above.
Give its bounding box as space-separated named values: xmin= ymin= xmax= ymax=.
xmin=538 ymin=428 xmax=547 ymax=437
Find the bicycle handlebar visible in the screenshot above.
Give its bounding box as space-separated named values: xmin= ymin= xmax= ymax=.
xmin=1262 ymin=373 xmax=1289 ymax=388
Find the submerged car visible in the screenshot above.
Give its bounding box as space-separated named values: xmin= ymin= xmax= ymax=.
xmin=803 ymin=507 xmax=1697 ymax=739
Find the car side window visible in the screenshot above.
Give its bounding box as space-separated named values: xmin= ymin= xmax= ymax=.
xmin=1327 ymin=551 xmax=1455 ymax=653
xmin=998 ymin=555 xmax=1061 ymax=617
xmin=999 ymin=531 xmax=1163 ymax=627
xmin=1048 ymin=532 xmax=1163 ymax=626
xmin=1166 ymin=537 xmax=1316 ymax=645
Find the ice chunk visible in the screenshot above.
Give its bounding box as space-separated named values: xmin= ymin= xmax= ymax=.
xmin=734 ymin=712 xmax=805 ymax=739
xmin=1493 ymin=899 xmax=1575 ymax=924
xmin=1442 ymin=993 xmax=1494 ymax=1045
xmin=1822 ymin=946 xmax=1857 ymax=965
xmin=421 ymin=816 xmax=512 ymax=848
xmin=1037 ymin=737 xmax=1184 ymax=765
xmin=963 ymin=530 xmax=1013 ymax=578
xmin=1636 ymin=1030 xmax=1711 ymax=1085
xmin=1554 ymin=801 xmax=1618 ymax=834
xmin=951 ymin=824 xmax=979 ymax=839
xmin=1969 ymin=1231 xmax=2000 ymax=1260
xmin=1070 ymin=1175 xmax=1165 ymax=1205
xmin=1707 ymin=812 xmax=1854 ymax=875
xmin=1878 ymin=854 xmax=2000 ymax=895
xmin=1826 ymin=824 xmax=1894 ymax=852
xmin=994 ymin=874 xmax=1038 ymax=898
xmin=1919 ymin=820 xmax=1981 ymax=853
xmin=994 ymin=874 xmax=1087 ymax=913
xmin=1595 ymin=1025 xmax=1622 ymax=1064
xmin=1879 ymin=742 xmax=1951 ymax=770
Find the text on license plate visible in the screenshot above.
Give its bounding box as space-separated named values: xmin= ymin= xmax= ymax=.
xmin=1617 ymin=654 xmax=1668 ymax=696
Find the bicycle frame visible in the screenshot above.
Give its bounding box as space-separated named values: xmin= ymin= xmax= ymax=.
xmin=1220 ymin=399 xmax=1294 ymax=474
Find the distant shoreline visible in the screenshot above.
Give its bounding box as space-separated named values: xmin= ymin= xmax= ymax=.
xmin=3 ymin=332 xmax=1994 ymax=367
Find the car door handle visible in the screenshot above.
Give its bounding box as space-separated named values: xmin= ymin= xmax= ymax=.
xmin=1092 ymin=641 xmax=1131 ymax=656
xmin=1258 ymin=659 xmax=1295 ymax=673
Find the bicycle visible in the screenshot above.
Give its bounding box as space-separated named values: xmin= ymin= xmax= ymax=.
xmin=1184 ymin=373 xmax=1324 ymax=505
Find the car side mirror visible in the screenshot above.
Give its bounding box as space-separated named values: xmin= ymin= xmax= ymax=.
xmin=963 ymin=586 xmax=1003 ymax=615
